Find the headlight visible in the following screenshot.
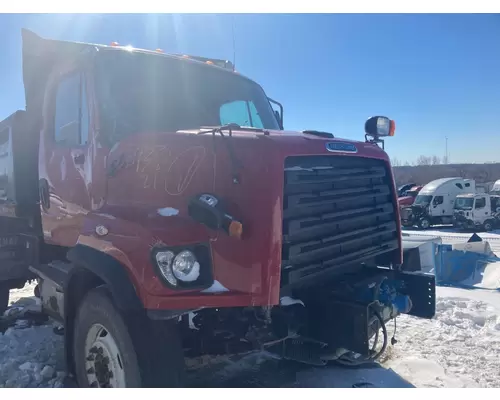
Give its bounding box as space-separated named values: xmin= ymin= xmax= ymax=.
xmin=172 ymin=250 xmax=200 ymax=282
xmin=155 ymin=250 xmax=177 ymax=286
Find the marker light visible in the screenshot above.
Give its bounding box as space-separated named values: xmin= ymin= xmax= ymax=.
xmin=228 ymin=220 xmax=243 ymax=239
xmin=389 ymin=120 xmax=396 ymax=136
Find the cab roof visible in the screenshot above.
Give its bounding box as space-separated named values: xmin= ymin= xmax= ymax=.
xmin=21 ymin=29 xmax=241 ymax=116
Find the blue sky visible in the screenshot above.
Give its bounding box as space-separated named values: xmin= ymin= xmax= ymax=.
xmin=0 ymin=13 xmax=499 ymax=164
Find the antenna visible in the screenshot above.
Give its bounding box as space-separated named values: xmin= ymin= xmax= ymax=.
xmin=231 ymin=15 xmax=236 ymax=71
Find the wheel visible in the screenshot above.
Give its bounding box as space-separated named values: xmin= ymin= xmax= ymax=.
xmin=73 ymin=287 xmax=185 ymax=388
xmin=0 ymin=284 xmax=9 ymax=315
xmin=483 ymin=220 xmax=494 ymax=232
xmin=418 ymin=218 xmax=431 ymax=230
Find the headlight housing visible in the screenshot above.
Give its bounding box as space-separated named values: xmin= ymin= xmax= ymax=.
xmin=155 ymin=250 xmax=177 ymax=286
xmin=151 ymin=244 xmax=212 ymax=290
xmin=172 ymin=250 xmax=200 ymax=282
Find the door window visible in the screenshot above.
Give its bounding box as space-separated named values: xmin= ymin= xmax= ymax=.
xmin=475 ymin=197 xmax=486 ymax=209
xmin=54 ymin=73 xmax=89 ymax=146
xmin=432 ymin=196 xmax=443 ymax=206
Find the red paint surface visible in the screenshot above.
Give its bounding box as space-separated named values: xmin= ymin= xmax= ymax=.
xmin=398 ymin=185 xmax=423 ymax=207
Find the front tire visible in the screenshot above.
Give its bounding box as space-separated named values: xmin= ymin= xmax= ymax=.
xmin=483 ymin=220 xmax=494 ymax=232
xmin=418 ymin=217 xmax=431 ymax=230
xmin=73 ymin=287 xmax=184 ymax=388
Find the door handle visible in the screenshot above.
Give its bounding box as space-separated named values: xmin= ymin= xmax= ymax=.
xmin=73 ymin=153 xmax=85 ymax=165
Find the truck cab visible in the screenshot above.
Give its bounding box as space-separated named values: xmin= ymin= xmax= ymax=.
xmin=401 ymin=177 xmax=475 ymax=229
xmin=0 ymin=29 xmax=436 ymax=388
xmin=453 ymin=193 xmax=500 ymax=231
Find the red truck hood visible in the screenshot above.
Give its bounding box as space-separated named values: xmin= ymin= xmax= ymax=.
xmin=104 ymin=128 xmax=392 ymax=223
xmin=177 ymin=128 xmax=390 ymax=159
xmin=398 ymin=196 xmax=415 ymax=206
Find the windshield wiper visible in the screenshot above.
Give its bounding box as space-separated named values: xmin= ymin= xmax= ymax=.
xmin=197 ymin=124 xmax=269 ymax=135
xmin=196 ymin=123 xmax=243 ymax=184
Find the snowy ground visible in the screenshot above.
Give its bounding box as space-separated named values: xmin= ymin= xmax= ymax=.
xmin=1 ymin=227 xmax=500 ymax=387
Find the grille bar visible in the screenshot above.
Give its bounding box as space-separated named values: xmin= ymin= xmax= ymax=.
xmin=281 ymin=155 xmax=398 ymax=286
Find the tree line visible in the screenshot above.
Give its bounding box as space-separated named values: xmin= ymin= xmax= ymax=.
xmin=391 ymin=155 xmax=449 ymax=167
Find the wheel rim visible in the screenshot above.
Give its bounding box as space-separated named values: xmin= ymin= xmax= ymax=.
xmin=421 ymin=219 xmax=430 ymax=229
xmin=84 ymin=323 xmax=126 ymax=388
xmin=485 ymin=223 xmax=492 ymax=231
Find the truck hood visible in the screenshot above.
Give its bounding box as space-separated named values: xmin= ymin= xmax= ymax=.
xmin=177 ymin=128 xmax=390 ymax=160
xmin=398 ymin=196 xmax=415 ymax=206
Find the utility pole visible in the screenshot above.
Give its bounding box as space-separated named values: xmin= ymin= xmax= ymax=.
xmin=445 ymin=136 xmax=448 ymax=164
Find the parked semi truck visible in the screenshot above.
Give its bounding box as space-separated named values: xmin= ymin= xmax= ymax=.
xmin=453 ymin=193 xmax=500 ymax=231
xmin=0 ymin=29 xmax=436 ymax=388
xmin=401 ymin=177 xmax=475 ymax=229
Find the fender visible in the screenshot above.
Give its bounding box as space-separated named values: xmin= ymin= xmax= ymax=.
xmin=63 ymin=245 xmax=145 ymax=377
xmin=66 ymin=244 xmax=144 ymax=312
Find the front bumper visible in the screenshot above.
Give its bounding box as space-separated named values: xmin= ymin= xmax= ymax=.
xmin=267 ymin=268 xmax=436 ymax=364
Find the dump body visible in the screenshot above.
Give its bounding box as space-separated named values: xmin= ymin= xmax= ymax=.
xmin=0 ymin=111 xmax=39 ymax=286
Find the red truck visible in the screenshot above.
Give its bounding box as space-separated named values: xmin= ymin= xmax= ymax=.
xmin=397 ymin=185 xmax=423 ymax=208
xmin=0 ymin=29 xmax=435 ymax=388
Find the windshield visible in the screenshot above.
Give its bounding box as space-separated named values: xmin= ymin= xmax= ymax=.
xmin=454 ymin=197 xmax=474 ymax=210
xmin=94 ymin=51 xmax=280 ymax=141
xmin=414 ymin=195 xmax=432 ymax=206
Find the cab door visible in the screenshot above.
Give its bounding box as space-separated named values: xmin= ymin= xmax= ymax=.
xmin=431 ymin=195 xmax=445 ymax=217
xmin=473 ymin=196 xmax=489 ymax=224
xmin=39 ymin=65 xmax=93 ymax=247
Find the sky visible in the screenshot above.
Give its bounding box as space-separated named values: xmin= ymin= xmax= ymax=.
xmin=0 ymin=13 xmax=499 ymax=164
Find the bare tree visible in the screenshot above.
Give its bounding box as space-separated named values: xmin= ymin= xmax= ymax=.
xmin=431 ymin=155 xmax=441 ymax=165
xmin=415 ymin=155 xmax=432 ymax=166
xmin=391 ymin=157 xmax=402 ymax=167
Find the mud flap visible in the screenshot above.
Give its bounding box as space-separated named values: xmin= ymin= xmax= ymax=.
xmin=394 ymin=270 xmax=436 ymax=319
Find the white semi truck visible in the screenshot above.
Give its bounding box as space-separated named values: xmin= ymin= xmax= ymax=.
xmin=453 ymin=193 xmax=500 ymax=231
xmin=401 ymin=177 xmax=475 ymax=229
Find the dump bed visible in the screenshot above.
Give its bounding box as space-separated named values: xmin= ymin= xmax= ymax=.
xmin=0 ymin=110 xmax=40 ymax=284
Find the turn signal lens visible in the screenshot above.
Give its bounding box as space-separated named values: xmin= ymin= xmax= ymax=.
xmin=389 ymin=120 xmax=396 ymax=136
xmin=229 ymin=220 xmax=243 ymax=239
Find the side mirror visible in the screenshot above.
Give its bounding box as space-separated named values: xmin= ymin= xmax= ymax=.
xmin=58 ymin=120 xmax=80 ymax=146
xmin=274 ymin=110 xmax=282 ymax=127
xmin=268 ymin=97 xmax=284 ymax=130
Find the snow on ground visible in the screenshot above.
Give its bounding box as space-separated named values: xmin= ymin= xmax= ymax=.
xmin=1 ymin=228 xmax=500 ymax=388
xmin=0 ymin=283 xmax=65 ymax=388
xmin=2 ymin=283 xmax=499 ymax=388
xmin=386 ymin=286 xmax=500 ymax=388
